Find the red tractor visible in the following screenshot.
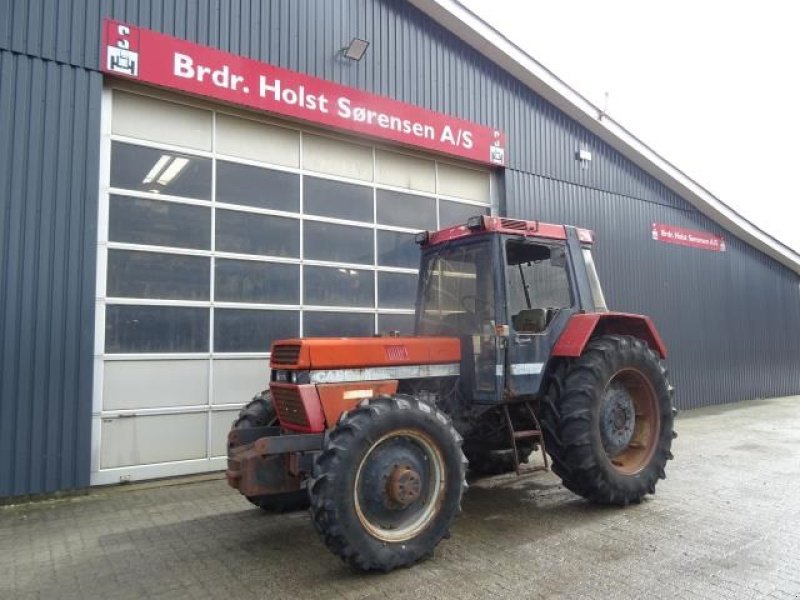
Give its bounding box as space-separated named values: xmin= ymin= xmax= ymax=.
xmin=226 ymin=215 xmax=676 ymax=572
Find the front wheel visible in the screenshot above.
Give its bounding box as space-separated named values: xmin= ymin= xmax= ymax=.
xmin=541 ymin=335 xmax=676 ymax=505
xmin=309 ymin=395 xmax=467 ymax=572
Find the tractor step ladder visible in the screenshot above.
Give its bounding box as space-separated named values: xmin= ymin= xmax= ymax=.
xmin=502 ymin=402 xmax=549 ymax=476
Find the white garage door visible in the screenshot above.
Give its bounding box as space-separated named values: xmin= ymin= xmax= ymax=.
xmin=91 ymin=86 xmax=493 ymax=485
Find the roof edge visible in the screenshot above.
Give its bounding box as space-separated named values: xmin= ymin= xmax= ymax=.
xmin=408 ymin=0 xmax=800 ymax=275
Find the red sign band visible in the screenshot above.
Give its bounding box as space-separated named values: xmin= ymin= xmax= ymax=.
xmin=651 ymin=223 xmax=726 ymax=252
xmin=101 ymin=19 xmax=506 ymax=166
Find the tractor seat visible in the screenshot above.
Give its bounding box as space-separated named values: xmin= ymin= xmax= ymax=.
xmin=512 ymin=308 xmax=549 ymax=333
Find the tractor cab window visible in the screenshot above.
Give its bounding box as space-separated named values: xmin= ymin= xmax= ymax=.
xmin=505 ymin=241 xmax=572 ymax=334
xmin=417 ymin=241 xmax=495 ymax=336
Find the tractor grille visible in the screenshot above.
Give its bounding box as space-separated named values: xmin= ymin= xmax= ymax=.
xmin=271 ymin=385 xmax=309 ymax=428
xmin=271 ymin=344 xmax=301 ymax=366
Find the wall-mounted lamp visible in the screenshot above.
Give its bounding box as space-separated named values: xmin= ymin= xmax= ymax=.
xmin=342 ymin=37 xmax=370 ymax=61
xmin=576 ymin=145 xmax=592 ymax=170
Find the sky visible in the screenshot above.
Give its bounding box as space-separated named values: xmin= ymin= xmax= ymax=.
xmin=460 ymin=0 xmax=800 ymax=254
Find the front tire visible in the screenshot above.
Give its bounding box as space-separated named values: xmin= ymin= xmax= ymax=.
xmin=309 ymin=395 xmax=467 ymax=571
xmin=232 ymin=391 xmax=310 ymax=512
xmin=541 ymin=335 xmax=675 ymax=505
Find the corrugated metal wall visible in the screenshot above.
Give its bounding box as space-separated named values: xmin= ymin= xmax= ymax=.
xmin=0 ymin=48 xmax=101 ymax=496
xmin=505 ymin=171 xmax=800 ymax=408
xmin=1 ymin=0 xmax=798 ymax=496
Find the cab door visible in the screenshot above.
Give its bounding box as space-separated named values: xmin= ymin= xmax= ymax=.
xmin=502 ymin=239 xmax=576 ymax=397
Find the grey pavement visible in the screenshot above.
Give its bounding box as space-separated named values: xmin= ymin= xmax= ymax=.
xmin=1 ymin=396 xmax=799 ymax=599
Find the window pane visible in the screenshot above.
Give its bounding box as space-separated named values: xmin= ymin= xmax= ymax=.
xmin=107 ymin=250 xmax=209 ymax=300
xmin=378 ymin=272 xmax=418 ymax=308
xmin=214 ymin=309 xmax=299 ymax=352
xmin=377 ymin=230 xmax=419 ymax=269
xmin=109 ymin=195 xmax=211 ymax=250
xmin=105 ymin=305 xmax=209 ymax=353
xmin=304 ymin=176 xmax=373 ymax=222
xmin=506 ymin=242 xmax=572 ymax=333
xmin=215 ymin=259 xmax=299 ymax=304
xmin=215 ymin=210 xmax=299 ymax=257
xmin=376 ymin=189 xmax=436 ymax=229
xmin=304 ymin=312 xmax=374 ymax=337
xmin=378 ymin=313 xmax=415 ymax=335
xmin=417 ymin=240 xmax=493 ymax=336
xmin=216 ymin=161 xmax=300 ymax=212
xmin=304 ymin=222 xmax=374 ymax=265
xmin=303 ymin=266 xmax=373 ymax=307
xmin=439 ymin=200 xmax=488 ymax=228
xmin=110 ymin=142 xmax=211 ymax=199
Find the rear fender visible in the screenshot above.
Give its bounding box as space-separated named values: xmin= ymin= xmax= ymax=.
xmin=552 ymin=312 xmax=667 ymax=359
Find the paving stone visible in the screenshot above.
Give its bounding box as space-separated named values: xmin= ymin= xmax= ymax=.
xmin=0 ymin=396 xmax=799 ymax=599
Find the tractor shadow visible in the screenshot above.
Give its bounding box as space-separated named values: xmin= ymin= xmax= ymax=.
xmin=68 ymin=471 xmax=635 ymax=597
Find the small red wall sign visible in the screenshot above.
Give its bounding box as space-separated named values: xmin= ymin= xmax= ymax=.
xmin=651 ymin=223 xmax=726 ymax=252
xmin=101 ymin=19 xmax=506 ymax=166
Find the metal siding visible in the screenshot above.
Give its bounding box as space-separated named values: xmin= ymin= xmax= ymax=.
xmin=1 ymin=0 xmax=798 ymax=496
xmin=0 ymin=50 xmax=99 ymax=496
xmin=505 ymin=170 xmax=800 ymax=409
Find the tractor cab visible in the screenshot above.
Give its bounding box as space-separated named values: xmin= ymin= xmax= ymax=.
xmin=415 ymin=215 xmax=607 ymax=403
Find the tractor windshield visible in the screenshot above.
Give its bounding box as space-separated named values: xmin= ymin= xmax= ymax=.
xmin=416 ymin=240 xmax=495 ymax=336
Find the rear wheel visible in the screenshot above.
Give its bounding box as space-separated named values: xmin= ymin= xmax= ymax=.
xmin=232 ymin=391 xmax=310 ymax=512
xmin=541 ymin=335 xmax=675 ymax=505
xmin=309 ymin=395 xmax=467 ymax=571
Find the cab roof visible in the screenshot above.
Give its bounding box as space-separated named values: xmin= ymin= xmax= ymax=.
xmin=420 ymin=215 xmax=594 ymax=247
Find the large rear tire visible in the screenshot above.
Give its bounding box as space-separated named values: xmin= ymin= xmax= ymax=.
xmin=541 ymin=335 xmax=675 ymax=505
xmin=309 ymin=395 xmax=467 ymax=571
xmin=232 ymin=391 xmax=310 ymax=512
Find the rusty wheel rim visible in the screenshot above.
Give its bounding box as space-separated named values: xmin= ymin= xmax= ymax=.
xmin=600 ymin=368 xmax=660 ymax=475
xmin=353 ymin=429 xmax=445 ymax=543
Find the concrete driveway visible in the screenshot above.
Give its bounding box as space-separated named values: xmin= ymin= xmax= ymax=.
xmin=2 ymin=396 xmax=799 ymax=599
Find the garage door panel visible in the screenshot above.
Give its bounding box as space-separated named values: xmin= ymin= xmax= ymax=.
xmin=303 ymin=134 xmax=373 ymax=181
xmin=215 ymin=113 xmax=300 ymax=167
xmin=100 ymin=413 xmax=208 ymax=469
xmin=212 ymin=359 xmax=269 ymax=406
xmin=103 ymin=360 xmax=209 ymax=411
xmin=210 ymin=410 xmax=240 ymax=456
xmin=112 ymin=91 xmax=213 ymax=150
xmin=375 ymin=149 xmax=436 ymax=192
xmin=437 ymin=162 xmax=490 ymax=202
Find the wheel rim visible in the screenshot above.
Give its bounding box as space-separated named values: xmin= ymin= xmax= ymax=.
xmin=600 ymin=368 xmax=660 ymax=475
xmin=354 ymin=429 xmax=445 ymax=543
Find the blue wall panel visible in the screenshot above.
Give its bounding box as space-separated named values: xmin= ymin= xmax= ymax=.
xmin=504 ymin=169 xmax=800 ymax=409
xmin=0 ymin=49 xmax=100 ymax=496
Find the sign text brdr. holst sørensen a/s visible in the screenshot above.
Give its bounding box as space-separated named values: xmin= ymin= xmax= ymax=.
xmin=173 ymin=53 xmax=451 ymax=144
xmin=102 ymin=19 xmax=506 ymax=166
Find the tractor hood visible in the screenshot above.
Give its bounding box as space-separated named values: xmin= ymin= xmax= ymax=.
xmin=269 ymin=337 xmax=461 ymax=370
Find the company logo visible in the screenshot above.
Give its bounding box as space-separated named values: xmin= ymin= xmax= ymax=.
xmin=106 ymin=24 xmax=139 ymax=77
xmin=490 ymin=130 xmax=505 ymax=165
